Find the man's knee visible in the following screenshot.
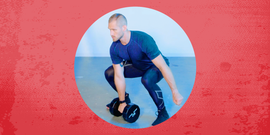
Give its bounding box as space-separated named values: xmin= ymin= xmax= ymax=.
xmin=141 ymin=77 xmax=152 ymax=88
xmin=105 ymin=66 xmax=114 ymax=80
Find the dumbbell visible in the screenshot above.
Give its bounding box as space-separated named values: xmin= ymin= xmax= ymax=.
xmin=108 ymin=98 xmax=140 ymax=123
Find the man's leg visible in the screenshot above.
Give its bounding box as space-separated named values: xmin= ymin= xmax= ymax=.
xmin=104 ymin=65 xmax=117 ymax=91
xmin=104 ymin=62 xmax=145 ymax=91
xmin=141 ymin=65 xmax=169 ymax=126
xmin=104 ymin=62 xmax=144 ymax=106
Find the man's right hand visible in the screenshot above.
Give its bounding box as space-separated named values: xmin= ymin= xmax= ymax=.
xmin=118 ymin=102 xmax=127 ymax=113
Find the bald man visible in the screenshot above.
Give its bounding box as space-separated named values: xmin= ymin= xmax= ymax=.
xmin=104 ymin=13 xmax=183 ymax=126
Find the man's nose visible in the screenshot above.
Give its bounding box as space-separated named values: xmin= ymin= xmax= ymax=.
xmin=110 ymin=30 xmax=114 ymax=36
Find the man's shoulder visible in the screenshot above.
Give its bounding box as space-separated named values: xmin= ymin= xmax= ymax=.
xmin=131 ymin=30 xmax=154 ymax=44
xmin=131 ymin=30 xmax=151 ymax=38
xmin=130 ymin=31 xmax=157 ymax=52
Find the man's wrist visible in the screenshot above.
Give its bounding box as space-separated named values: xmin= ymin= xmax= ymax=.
xmin=119 ymin=99 xmax=126 ymax=104
xmin=172 ymin=89 xmax=179 ymax=94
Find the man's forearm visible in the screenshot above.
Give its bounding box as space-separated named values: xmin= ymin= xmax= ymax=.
xmin=159 ymin=65 xmax=178 ymax=93
xmin=157 ymin=61 xmax=183 ymax=106
xmin=114 ymin=74 xmax=126 ymax=101
xmin=152 ymin=55 xmax=178 ymax=93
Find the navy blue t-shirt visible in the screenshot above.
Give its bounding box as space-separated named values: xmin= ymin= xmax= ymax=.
xmin=110 ymin=31 xmax=169 ymax=71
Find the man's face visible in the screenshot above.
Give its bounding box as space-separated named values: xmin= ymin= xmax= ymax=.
xmin=108 ymin=20 xmax=124 ymax=42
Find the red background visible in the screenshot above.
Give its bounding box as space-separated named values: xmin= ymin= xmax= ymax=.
xmin=1 ymin=0 xmax=270 ymax=134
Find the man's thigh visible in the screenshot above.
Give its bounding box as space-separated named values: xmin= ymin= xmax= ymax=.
xmin=123 ymin=62 xmax=145 ymax=78
xmin=142 ymin=66 xmax=163 ymax=84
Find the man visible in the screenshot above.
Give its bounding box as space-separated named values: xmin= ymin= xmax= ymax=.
xmin=104 ymin=13 xmax=183 ymax=126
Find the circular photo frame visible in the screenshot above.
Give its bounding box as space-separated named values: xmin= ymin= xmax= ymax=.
xmin=74 ymin=6 xmax=196 ymax=129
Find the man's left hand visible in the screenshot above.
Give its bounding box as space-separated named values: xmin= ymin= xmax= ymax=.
xmin=172 ymin=90 xmax=183 ymax=106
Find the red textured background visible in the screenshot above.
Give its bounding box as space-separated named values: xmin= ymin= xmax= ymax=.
xmin=1 ymin=0 xmax=270 ymax=135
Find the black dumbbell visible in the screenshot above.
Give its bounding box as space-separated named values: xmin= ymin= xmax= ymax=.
xmin=109 ymin=98 xmax=140 ymax=123
xmin=109 ymin=98 xmax=122 ymax=117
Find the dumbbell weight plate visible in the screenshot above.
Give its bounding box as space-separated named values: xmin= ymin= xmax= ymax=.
xmin=122 ymin=103 xmax=140 ymax=123
xmin=109 ymin=98 xmax=122 ymax=117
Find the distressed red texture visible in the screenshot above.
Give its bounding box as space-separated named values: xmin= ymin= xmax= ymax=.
xmin=0 ymin=0 xmax=270 ymax=135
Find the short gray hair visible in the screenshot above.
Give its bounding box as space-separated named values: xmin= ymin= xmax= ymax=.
xmin=108 ymin=13 xmax=127 ymax=27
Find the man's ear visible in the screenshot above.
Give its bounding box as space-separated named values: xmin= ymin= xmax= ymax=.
xmin=122 ymin=25 xmax=127 ymax=31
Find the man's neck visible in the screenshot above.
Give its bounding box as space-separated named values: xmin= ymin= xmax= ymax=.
xmin=120 ymin=30 xmax=131 ymax=45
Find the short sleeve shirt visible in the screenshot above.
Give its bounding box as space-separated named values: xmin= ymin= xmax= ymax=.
xmin=110 ymin=31 xmax=168 ymax=71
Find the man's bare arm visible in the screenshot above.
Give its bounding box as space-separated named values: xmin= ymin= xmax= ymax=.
xmin=151 ymin=54 xmax=183 ymax=105
xmin=112 ymin=62 xmax=127 ymax=113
